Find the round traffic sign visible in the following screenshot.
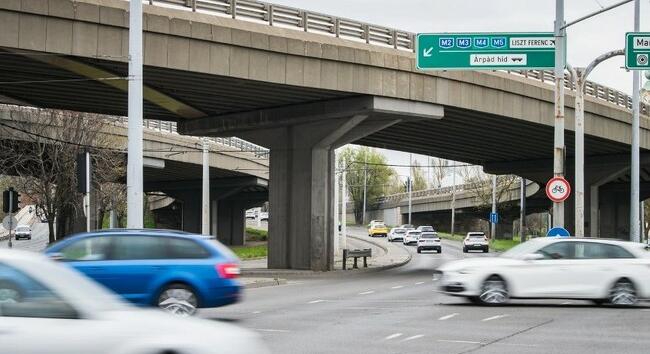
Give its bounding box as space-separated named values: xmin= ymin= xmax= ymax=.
xmin=546 ymin=177 xmax=571 ymax=203
xmin=547 ymin=227 xmax=571 ymax=237
xmin=2 ymin=215 xmax=18 ymax=231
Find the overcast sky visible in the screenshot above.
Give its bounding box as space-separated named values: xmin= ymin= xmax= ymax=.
xmin=272 ymin=0 xmax=647 ymax=185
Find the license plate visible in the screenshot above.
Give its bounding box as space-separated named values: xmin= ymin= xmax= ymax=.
xmin=473 ymin=244 xmax=482 ymax=246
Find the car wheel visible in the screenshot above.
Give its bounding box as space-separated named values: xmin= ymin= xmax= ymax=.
xmin=437 ymin=248 xmax=441 ymax=254
xmin=157 ymin=283 xmax=199 ymax=316
xmin=462 ymin=247 xmax=467 ymax=253
xmin=417 ymin=248 xmax=421 ymax=254
xmin=483 ymin=248 xmax=488 ymax=253
xmin=478 ymin=275 xmax=509 ymax=305
xmin=0 ymin=281 xmax=23 ymax=304
xmin=608 ymin=278 xmax=637 ymax=306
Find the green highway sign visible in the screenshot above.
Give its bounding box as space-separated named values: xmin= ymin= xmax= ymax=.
xmin=416 ymin=32 xmax=557 ymax=70
xmin=625 ymin=32 xmax=650 ymax=69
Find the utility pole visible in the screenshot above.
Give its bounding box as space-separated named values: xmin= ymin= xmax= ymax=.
xmin=201 ymin=138 xmax=210 ymax=235
xmin=334 ymin=151 xmax=339 ymax=255
xmin=553 ymin=0 xmax=566 ymax=228
xmin=127 ymin=0 xmax=144 ymax=228
xmin=451 ymin=167 xmax=456 ymax=237
xmin=520 ymin=177 xmax=526 ymax=242
xmin=85 ymin=151 xmax=91 ymax=232
xmin=408 ymin=153 xmax=413 ymax=225
xmin=491 ymin=175 xmax=497 ymax=239
xmin=630 ymin=0 xmax=641 ymax=242
xmin=362 ymin=152 xmax=368 ymax=225
xmin=342 ymin=168 xmax=347 ymax=250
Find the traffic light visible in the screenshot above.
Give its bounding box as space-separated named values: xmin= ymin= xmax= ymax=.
xmin=3 ymin=188 xmax=20 ymax=213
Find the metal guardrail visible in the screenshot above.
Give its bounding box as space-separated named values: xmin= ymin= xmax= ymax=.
xmin=117 ymin=117 xmax=270 ymax=158
xmin=137 ymin=0 xmax=647 ymax=115
xmin=377 ymin=184 xmax=470 ymax=204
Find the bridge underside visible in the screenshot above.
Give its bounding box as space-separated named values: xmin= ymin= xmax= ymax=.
xmin=1 ymin=48 xmax=649 ymax=267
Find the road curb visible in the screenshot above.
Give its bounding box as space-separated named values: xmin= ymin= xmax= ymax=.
xmin=242 ymin=277 xmax=287 ymax=289
xmin=347 ymin=235 xmax=412 ymax=272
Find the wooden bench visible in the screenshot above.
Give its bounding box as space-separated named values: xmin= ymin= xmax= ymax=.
xmin=342 ymin=248 xmax=372 ymax=269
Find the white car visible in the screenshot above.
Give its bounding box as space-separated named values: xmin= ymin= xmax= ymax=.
xmin=403 ymin=230 xmax=421 ymax=245
xmin=463 ymin=232 xmax=489 ymax=253
xmin=259 ymin=212 xmax=268 ymax=221
xmin=435 ymin=237 xmax=650 ymax=306
xmin=417 ymin=232 xmax=441 ymax=253
xmin=0 ymin=250 xmax=269 ymax=354
xmin=14 ymin=225 xmax=32 ymax=240
xmin=388 ymin=228 xmax=407 ymax=242
xmin=245 ymin=210 xmax=256 ymax=219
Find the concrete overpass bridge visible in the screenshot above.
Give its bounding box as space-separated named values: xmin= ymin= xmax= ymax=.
xmin=1 ymin=0 xmax=649 ymax=270
xmin=359 ymin=181 xmax=543 ymax=236
xmin=0 ymin=105 xmax=269 ymax=244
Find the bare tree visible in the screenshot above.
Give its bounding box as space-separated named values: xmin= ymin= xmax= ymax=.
xmin=431 ymin=157 xmax=449 ymax=189
xmin=0 ymin=105 xmax=124 ymax=243
xmin=459 ymin=165 xmax=518 ymax=212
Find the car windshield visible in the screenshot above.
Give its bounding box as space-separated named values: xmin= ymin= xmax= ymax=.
xmin=468 ymin=235 xmax=484 ymax=240
xmin=419 ymin=226 xmax=434 ymax=231
xmin=374 ymin=224 xmax=386 ymax=228
xmin=16 ymin=226 xmax=29 ymax=232
xmin=394 ymin=229 xmax=406 ymax=233
xmin=407 ymin=231 xmax=421 ymax=235
xmin=421 ymin=234 xmax=438 ymax=239
xmin=500 ymin=239 xmax=546 ymax=258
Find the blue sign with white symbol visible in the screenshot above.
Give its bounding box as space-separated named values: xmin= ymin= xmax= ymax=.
xmin=490 ymin=212 xmax=499 ymax=224
xmin=474 ymin=38 xmax=488 ymax=48
xmin=491 ymin=37 xmax=506 ymax=48
xmin=457 ymin=38 xmax=471 ymax=49
xmin=439 ymin=38 xmax=454 ymax=49
xmin=546 ymin=227 xmax=571 ymax=237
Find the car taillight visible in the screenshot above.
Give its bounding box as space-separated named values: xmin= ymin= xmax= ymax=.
xmin=216 ymin=263 xmax=240 ymax=279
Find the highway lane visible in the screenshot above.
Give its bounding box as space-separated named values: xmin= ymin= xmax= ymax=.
xmin=0 ymin=222 xmax=49 ymax=252
xmin=203 ymin=230 xmax=650 ymax=354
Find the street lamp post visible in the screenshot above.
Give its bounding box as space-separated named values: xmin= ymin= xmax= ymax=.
xmin=630 ymin=0 xmax=641 ymax=242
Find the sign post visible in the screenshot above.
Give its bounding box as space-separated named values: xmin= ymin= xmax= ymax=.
xmin=416 ymin=32 xmax=557 ymax=70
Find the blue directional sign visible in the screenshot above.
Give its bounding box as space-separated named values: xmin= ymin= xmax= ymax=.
xmin=490 ymin=212 xmax=499 ymax=224
xmin=546 ymin=227 xmax=570 ymax=237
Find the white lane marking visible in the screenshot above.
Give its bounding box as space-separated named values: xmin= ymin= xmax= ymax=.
xmin=359 ymin=291 xmax=375 ymax=295
xmin=437 ymin=339 xmax=482 ymax=344
xmin=308 ymin=299 xmax=325 ymax=304
xmin=402 ymin=334 xmax=424 ymax=342
xmin=252 ymin=311 xmax=262 ymax=314
xmin=253 ymin=328 xmax=291 ymax=333
xmin=415 ymin=281 xmax=425 ymax=285
xmin=641 ymin=309 xmax=650 ymax=312
xmin=384 ymin=333 xmax=403 ymax=340
xmin=391 ymin=285 xmax=404 ymax=289
xmin=494 ymin=343 xmax=539 ymax=348
xmin=481 ymin=314 xmax=509 ymax=322
xmin=561 ymin=301 xmax=572 ymax=305
xmin=438 ymin=313 xmax=459 ymax=321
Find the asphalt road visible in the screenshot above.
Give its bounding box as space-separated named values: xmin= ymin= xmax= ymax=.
xmin=1 ymin=222 xmax=49 ymax=252
xmin=203 ymin=229 xmax=650 ymax=354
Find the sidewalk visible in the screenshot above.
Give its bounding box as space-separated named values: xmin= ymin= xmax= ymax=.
xmin=239 ymin=232 xmax=411 ymax=284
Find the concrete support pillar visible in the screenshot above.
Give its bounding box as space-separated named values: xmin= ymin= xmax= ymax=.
xmin=590 ymin=184 xmax=599 ymax=237
xmin=217 ymin=199 xmax=246 ymax=246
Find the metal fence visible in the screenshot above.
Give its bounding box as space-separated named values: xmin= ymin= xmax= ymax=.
xmin=138 ymin=0 xmax=647 ymax=115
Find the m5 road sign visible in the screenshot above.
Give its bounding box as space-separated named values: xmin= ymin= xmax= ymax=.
xmin=416 ymin=33 xmax=557 ymax=70
xmin=626 ymin=32 xmax=650 ymax=69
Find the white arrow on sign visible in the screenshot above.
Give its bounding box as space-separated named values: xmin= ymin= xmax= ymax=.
xmin=423 ymin=47 xmax=433 ymax=57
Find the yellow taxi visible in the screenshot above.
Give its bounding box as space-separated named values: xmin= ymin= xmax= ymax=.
xmin=368 ymin=223 xmax=389 ymax=237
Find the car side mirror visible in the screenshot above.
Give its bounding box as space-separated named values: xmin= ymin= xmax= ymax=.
xmin=522 ymin=253 xmax=544 ymax=261
xmin=47 ymin=252 xmax=64 ymax=261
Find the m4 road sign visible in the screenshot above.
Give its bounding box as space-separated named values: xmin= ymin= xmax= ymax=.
xmin=416 ymin=33 xmax=557 ymax=70
xmin=625 ymin=32 xmax=650 ymax=69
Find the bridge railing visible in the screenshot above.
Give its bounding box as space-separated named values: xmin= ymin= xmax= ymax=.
xmin=118 ymin=117 xmax=270 ymax=158
xmin=140 ymin=0 xmax=648 ymax=116
xmin=376 ymin=183 xmax=470 ymax=204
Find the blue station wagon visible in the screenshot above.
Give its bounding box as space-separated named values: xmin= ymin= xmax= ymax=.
xmin=45 ymin=229 xmax=241 ymax=316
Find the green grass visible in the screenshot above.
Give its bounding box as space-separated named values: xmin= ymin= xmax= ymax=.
xmin=231 ymin=244 xmax=268 ymax=259
xmin=437 ymin=232 xmax=465 ymax=242
xmin=245 ymin=227 xmax=268 ymax=242
xmin=489 ymin=239 xmax=521 ymax=252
